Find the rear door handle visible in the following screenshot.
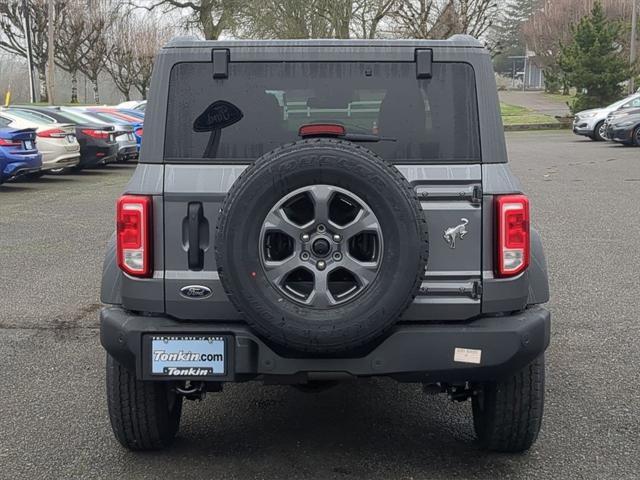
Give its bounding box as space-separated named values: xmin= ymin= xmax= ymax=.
xmin=187 ymin=202 xmax=204 ymax=270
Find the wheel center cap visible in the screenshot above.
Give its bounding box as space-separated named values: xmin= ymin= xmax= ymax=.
xmin=312 ymin=238 xmax=331 ymax=257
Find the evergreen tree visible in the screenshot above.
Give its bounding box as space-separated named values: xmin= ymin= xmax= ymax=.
xmin=559 ymin=1 xmax=631 ymax=113
xmin=491 ymin=0 xmax=538 ymax=74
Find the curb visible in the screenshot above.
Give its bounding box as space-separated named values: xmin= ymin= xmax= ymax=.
xmin=504 ymin=123 xmax=571 ymax=132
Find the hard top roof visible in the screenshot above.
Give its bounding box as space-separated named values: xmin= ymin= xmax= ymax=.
xmin=164 ymin=35 xmax=484 ymax=49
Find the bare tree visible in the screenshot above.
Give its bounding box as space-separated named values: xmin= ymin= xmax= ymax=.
xmin=129 ymin=16 xmax=175 ymax=99
xmin=135 ymin=0 xmax=243 ymax=39
xmin=236 ymin=0 xmax=333 ymax=38
xmin=351 ymin=0 xmax=399 ymax=39
xmin=55 ymin=1 xmax=94 ymax=103
xmin=390 ymin=0 xmax=497 ymax=39
xmin=235 ymin=0 xmax=393 ymax=40
xmin=316 ymin=0 xmax=353 ymax=38
xmin=46 ymin=0 xmax=54 ymax=103
xmin=104 ymin=15 xmax=138 ymax=101
xmin=0 ymin=0 xmax=64 ymax=102
xmin=77 ymin=1 xmax=114 ymax=103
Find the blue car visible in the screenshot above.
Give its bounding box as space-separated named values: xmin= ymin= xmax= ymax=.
xmin=0 ymin=127 xmax=42 ymax=184
xmin=117 ymin=108 xmax=144 ymax=120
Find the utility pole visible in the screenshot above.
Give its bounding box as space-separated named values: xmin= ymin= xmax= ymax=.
xmin=46 ymin=0 xmax=55 ymax=105
xmin=21 ymin=0 xmax=37 ymax=103
xmin=631 ymin=0 xmax=638 ymax=93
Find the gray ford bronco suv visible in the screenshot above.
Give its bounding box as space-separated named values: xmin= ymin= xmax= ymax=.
xmin=100 ymin=36 xmax=550 ymax=453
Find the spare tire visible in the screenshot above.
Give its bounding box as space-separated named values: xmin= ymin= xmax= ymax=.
xmin=215 ymin=139 xmax=428 ymax=355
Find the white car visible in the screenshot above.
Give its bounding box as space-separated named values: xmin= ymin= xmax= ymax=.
xmin=573 ymin=93 xmax=640 ymax=141
xmin=117 ymin=100 xmax=145 ymax=110
xmin=0 ymin=109 xmax=80 ymax=173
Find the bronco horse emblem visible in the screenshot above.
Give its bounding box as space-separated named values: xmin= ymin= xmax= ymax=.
xmin=443 ymin=218 xmax=469 ymax=249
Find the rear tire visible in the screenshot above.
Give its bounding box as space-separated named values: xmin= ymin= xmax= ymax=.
xmin=106 ymin=354 xmax=183 ymax=451
xmin=472 ymin=355 xmax=545 ymax=452
xmin=633 ymin=126 xmax=640 ymax=146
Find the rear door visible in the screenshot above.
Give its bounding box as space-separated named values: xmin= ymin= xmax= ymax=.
xmin=162 ymin=51 xmax=483 ymax=322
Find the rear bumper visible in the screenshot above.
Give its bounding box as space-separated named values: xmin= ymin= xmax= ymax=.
xmin=41 ymin=153 xmax=80 ymax=171
xmin=1 ymin=158 xmax=41 ymax=180
xmin=117 ymin=145 xmax=138 ymax=161
xmin=100 ymin=306 xmax=551 ymax=383
xmin=79 ymin=144 xmax=119 ymax=167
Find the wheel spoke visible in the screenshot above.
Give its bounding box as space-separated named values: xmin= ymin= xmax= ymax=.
xmin=260 ymin=184 xmax=383 ymax=307
xmin=308 ymin=185 xmax=334 ymax=225
xmin=339 ymin=254 xmax=379 ymax=287
xmin=306 ymin=269 xmax=337 ymax=307
xmin=335 ymin=209 xmax=380 ymax=239
xmin=263 ymin=254 xmax=302 ymax=285
xmin=263 ymin=208 xmax=303 ymax=240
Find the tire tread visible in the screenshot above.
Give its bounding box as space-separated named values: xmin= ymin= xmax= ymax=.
xmin=472 ymin=355 xmax=545 ymax=452
xmin=106 ymin=354 xmax=182 ymax=451
xmin=214 ymin=139 xmax=429 ymax=354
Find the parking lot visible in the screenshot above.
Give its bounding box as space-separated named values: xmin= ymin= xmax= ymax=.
xmin=1 ymin=131 xmax=639 ymax=479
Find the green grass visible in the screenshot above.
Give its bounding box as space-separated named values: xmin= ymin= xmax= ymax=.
xmin=543 ymin=92 xmax=577 ymax=111
xmin=500 ymin=102 xmax=558 ymax=126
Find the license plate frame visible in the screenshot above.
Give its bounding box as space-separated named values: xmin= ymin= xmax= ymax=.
xmin=142 ymin=334 xmax=232 ymax=381
xmin=23 ymin=140 xmax=33 ymax=150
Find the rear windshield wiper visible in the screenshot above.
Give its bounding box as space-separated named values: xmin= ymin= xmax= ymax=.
xmin=342 ymin=132 xmax=396 ymax=143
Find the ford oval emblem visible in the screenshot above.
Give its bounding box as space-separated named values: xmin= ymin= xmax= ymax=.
xmin=180 ymin=285 xmax=212 ymax=299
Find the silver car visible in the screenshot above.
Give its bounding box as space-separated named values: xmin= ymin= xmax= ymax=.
xmin=63 ymin=108 xmax=138 ymax=163
xmin=0 ymin=109 xmax=80 ymax=172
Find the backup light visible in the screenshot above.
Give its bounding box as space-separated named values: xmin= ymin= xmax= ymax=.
xmin=116 ymin=195 xmax=152 ymax=277
xmin=496 ymin=194 xmax=529 ymax=277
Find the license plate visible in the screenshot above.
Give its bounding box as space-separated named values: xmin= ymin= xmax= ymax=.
xmin=150 ymin=335 xmax=226 ymax=377
xmin=66 ymin=134 xmax=75 ymax=143
xmin=109 ymin=134 xmax=114 ymax=142
xmin=127 ymin=133 xmax=135 ymax=140
xmin=23 ymin=140 xmax=33 ymax=150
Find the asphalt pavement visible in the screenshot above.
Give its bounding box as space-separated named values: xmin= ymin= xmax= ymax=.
xmin=1 ymin=133 xmax=639 ymax=479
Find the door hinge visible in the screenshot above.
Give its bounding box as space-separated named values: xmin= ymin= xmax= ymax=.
xmin=471 ymin=185 xmax=483 ymax=205
xmin=212 ymin=49 xmax=229 ymax=79
xmin=472 ymin=280 xmax=483 ymax=300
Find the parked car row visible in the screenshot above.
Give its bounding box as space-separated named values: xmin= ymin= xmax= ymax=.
xmin=0 ymin=105 xmax=144 ymax=185
xmin=573 ymin=93 xmax=640 ymax=146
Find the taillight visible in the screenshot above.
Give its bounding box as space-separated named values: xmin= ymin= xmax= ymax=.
xmin=135 ymin=127 xmax=143 ymax=137
xmin=0 ymin=138 xmax=21 ymax=147
xmin=81 ymin=128 xmax=109 ymax=139
xmin=116 ymin=195 xmax=152 ymax=277
xmin=37 ymin=128 xmax=66 ymax=138
xmin=495 ymin=194 xmax=530 ymax=277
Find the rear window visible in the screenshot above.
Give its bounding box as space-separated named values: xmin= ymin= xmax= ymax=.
xmin=58 ymin=109 xmax=102 ymax=125
xmin=165 ymin=61 xmax=480 ymax=163
xmin=7 ymin=109 xmax=56 ymax=124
